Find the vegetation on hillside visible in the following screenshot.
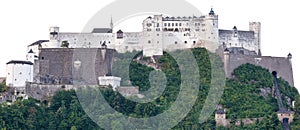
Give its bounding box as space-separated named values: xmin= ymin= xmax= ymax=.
xmin=0 ymin=48 xmax=299 ymax=129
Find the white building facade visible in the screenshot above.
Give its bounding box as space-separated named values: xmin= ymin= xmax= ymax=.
xmin=6 ymin=60 xmax=33 ymax=87
xmin=98 ymin=76 xmax=121 ymax=91
xmin=27 ymin=8 xmax=261 ymax=57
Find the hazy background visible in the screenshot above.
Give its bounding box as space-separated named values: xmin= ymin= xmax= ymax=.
xmin=0 ymin=0 xmax=299 ymax=91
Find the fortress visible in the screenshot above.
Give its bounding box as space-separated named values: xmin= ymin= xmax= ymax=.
xmin=4 ymin=8 xmax=294 ymax=101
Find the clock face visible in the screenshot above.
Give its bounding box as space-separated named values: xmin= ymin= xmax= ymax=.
xmin=74 ymin=60 xmax=82 ymax=69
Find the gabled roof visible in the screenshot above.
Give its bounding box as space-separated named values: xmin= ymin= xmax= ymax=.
xmin=92 ymin=28 xmax=112 ymax=33
xmin=6 ymin=60 xmax=33 ymax=65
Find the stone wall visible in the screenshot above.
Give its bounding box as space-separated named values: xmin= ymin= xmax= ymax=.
xmin=25 ymin=82 xmax=75 ymax=100
xmin=34 ymin=48 xmax=115 ymax=85
xmin=224 ymin=53 xmax=294 ymax=86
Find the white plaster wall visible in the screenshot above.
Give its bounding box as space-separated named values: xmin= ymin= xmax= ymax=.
xmin=6 ymin=64 xmax=33 ymax=87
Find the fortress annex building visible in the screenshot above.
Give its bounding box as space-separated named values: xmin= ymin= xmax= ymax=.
xmin=5 ymin=8 xmax=294 ymax=99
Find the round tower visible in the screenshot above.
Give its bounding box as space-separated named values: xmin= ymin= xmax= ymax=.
xmin=49 ymin=26 xmax=60 ymax=48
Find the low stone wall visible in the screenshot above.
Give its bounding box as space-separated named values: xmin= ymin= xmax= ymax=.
xmin=25 ymin=82 xmax=75 ymax=100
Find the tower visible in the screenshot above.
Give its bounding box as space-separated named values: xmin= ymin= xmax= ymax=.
xmin=26 ymin=49 xmax=35 ymax=63
xmin=232 ymin=26 xmax=239 ymax=47
xmin=207 ymin=8 xmax=219 ymax=42
xmin=215 ymin=109 xmax=227 ymax=127
xmin=223 ymin=48 xmax=230 ymax=76
xmin=249 ymin=22 xmax=261 ymax=55
xmin=142 ymin=15 xmax=163 ymax=57
xmin=49 ymin=26 xmax=60 ymax=48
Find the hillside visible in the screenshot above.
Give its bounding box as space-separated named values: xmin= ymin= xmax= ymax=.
xmin=0 ymin=48 xmax=299 ymax=129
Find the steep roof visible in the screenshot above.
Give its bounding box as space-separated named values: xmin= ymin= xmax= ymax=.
xmin=28 ymin=40 xmax=49 ymax=47
xmin=28 ymin=49 xmax=34 ymax=53
xmin=117 ymin=30 xmax=123 ymax=33
xmin=216 ymin=109 xmax=225 ymax=114
xmin=6 ymin=60 xmax=33 ymax=65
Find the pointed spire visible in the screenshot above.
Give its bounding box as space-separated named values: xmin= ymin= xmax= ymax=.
xmin=110 ymin=15 xmax=113 ymax=32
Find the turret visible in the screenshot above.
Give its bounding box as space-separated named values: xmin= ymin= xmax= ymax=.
xmin=207 ymin=8 xmax=219 ymax=42
xmin=287 ymin=53 xmax=292 ymax=60
xmin=26 ymin=49 xmax=35 ymax=63
xmin=49 ymin=26 xmax=60 ymax=48
xmin=233 ymin=26 xmax=238 ymax=37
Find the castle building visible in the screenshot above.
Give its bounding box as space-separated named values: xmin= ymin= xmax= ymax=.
xmin=5 ymin=8 xmax=295 ymax=99
xmin=27 ymin=8 xmax=260 ymax=57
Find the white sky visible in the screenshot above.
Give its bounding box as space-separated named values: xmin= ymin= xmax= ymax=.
xmin=0 ymin=0 xmax=299 ymax=91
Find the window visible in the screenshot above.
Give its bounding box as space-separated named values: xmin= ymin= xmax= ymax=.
xmin=184 ymin=41 xmax=187 ymax=44
xmin=234 ymin=32 xmax=238 ymax=37
xmin=157 ymin=34 xmax=159 ymax=36
xmin=164 ymin=23 xmax=167 ymax=26
xmin=172 ymin=23 xmax=174 ymax=26
xmin=193 ymin=41 xmax=196 ymax=44
xmin=176 ymin=23 xmax=178 ymax=26
xmin=179 ymin=23 xmax=182 ymax=26
xmin=175 ymin=41 xmax=178 ymax=44
xmin=148 ymin=40 xmax=151 ymax=44
xmin=168 ymin=23 xmax=170 ymax=26
xmin=19 ymin=72 xmax=22 ymax=75
xmin=8 ymin=73 xmax=10 ymax=75
xmin=156 ymin=28 xmax=160 ymax=31
xmin=156 ymin=23 xmax=159 ymax=27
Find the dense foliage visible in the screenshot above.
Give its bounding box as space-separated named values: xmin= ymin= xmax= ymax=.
xmin=0 ymin=48 xmax=299 ymax=129
xmin=0 ymin=82 xmax=9 ymax=92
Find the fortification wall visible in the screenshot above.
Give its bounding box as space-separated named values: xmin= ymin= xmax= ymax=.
xmin=59 ymin=33 xmax=114 ymax=48
xmin=34 ymin=48 xmax=115 ymax=85
xmin=25 ymin=82 xmax=75 ymax=100
xmin=225 ymin=54 xmax=294 ymax=86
